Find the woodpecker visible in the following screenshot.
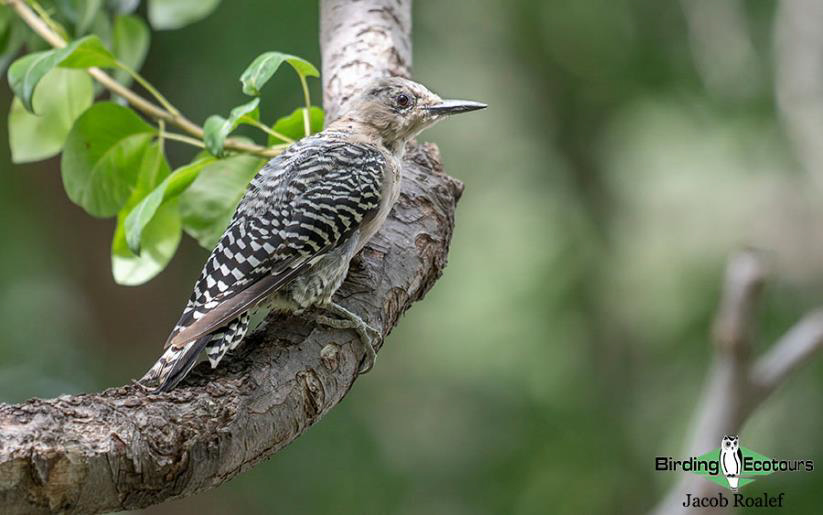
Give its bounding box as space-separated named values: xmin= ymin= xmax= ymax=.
xmin=140 ymin=77 xmax=486 ymax=392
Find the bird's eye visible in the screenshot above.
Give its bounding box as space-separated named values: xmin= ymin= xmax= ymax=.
xmin=396 ymin=93 xmax=411 ymax=108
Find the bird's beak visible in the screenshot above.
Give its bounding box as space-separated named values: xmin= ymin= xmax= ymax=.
xmin=425 ymin=100 xmax=488 ymax=116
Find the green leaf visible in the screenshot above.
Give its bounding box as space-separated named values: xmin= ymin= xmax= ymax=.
xmin=89 ymin=9 xmax=113 ymax=45
xmin=112 ymin=200 xmax=181 ymax=285
xmin=203 ymin=98 xmax=260 ymax=156
xmin=133 ymin=137 xmax=171 ymax=196
xmin=180 ymin=154 xmax=264 ymax=249
xmin=268 ymin=106 xmax=324 ymax=145
xmin=8 ymin=52 xmax=61 ymax=113
xmin=80 ymin=0 xmax=105 ymax=34
xmin=112 ymin=14 xmax=149 ymax=85
xmin=202 ymin=115 xmax=226 ymax=156
xmin=7 ymin=35 xmax=117 ymax=113
xmin=81 ymin=0 xmax=106 ymax=34
xmin=124 ymin=155 xmax=215 ymax=254
xmin=9 ymin=68 xmax=93 ymax=163
xmin=61 ymin=102 xmax=155 ymax=217
xmin=147 ymin=0 xmax=221 ymax=30
xmin=121 ymin=140 xmax=170 ymax=253
xmin=284 ymin=58 xmax=319 ymax=79
xmin=56 ymin=0 xmax=104 ymax=35
xmin=108 ymin=0 xmax=140 ymax=15
xmin=59 ymin=35 xmax=119 ymax=68
xmin=240 ymin=51 xmax=320 ymax=96
xmin=111 ymin=140 xmax=178 ymax=284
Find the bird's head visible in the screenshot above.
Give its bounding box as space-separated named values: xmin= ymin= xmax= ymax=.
xmin=722 ymin=435 xmax=739 ymax=451
xmin=338 ymin=77 xmax=486 ymax=153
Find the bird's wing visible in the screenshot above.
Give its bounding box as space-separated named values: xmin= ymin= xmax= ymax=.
xmin=164 ymin=138 xmax=386 ymax=350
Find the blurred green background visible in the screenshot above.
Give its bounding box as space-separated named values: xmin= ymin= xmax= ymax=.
xmin=2 ymin=1 xmax=823 ymax=513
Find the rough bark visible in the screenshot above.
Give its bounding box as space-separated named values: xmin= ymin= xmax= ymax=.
xmin=320 ymin=0 xmax=412 ymax=122
xmin=0 ymin=1 xmax=458 ymax=513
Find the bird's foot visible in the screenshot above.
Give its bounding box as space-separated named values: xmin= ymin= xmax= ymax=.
xmin=315 ymin=302 xmax=380 ymax=374
xmin=130 ymin=378 xmax=154 ymax=392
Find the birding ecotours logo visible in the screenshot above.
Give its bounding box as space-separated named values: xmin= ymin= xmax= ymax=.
xmin=656 ymin=435 xmax=812 ymax=490
xmin=719 ymin=435 xmax=743 ymax=491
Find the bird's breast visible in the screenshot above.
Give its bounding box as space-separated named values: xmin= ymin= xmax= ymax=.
xmin=357 ymin=159 xmax=401 ymax=251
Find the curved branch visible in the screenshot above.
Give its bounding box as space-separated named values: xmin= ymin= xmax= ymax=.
xmin=0 ymin=1 xmax=453 ymax=513
xmin=750 ymin=309 xmax=823 ymax=403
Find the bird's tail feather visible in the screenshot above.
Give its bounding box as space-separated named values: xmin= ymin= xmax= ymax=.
xmin=140 ymin=335 xmax=212 ymax=393
xmin=205 ymin=313 xmax=250 ymax=368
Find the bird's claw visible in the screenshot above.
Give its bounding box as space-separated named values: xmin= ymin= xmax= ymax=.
xmin=354 ymin=325 xmax=378 ymax=374
xmin=315 ymin=303 xmax=381 ymax=374
xmin=129 ymin=378 xmax=154 ymax=392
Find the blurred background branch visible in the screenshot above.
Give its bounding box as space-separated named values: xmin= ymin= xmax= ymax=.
xmin=776 ymin=0 xmax=823 ymax=190
xmin=653 ymin=250 xmax=823 ymax=514
xmin=680 ymin=0 xmax=759 ymax=101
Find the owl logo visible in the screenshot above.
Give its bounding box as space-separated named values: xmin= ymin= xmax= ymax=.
xmin=719 ymin=435 xmax=743 ymax=491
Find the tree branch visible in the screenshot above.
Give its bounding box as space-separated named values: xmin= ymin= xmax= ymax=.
xmin=750 ymin=309 xmax=823 ymax=403
xmin=0 ymin=1 xmax=456 ymax=513
xmin=652 ymin=250 xmax=823 ymax=514
xmin=775 ymin=0 xmax=823 ymax=190
xmin=652 ymin=6 xmax=823 ymax=509
xmin=320 ymin=0 xmax=412 ymax=122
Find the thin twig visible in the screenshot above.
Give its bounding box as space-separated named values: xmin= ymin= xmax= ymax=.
xmin=242 ymin=116 xmax=295 ymax=144
xmin=750 ymin=309 xmax=823 ymax=401
xmin=164 ymin=132 xmax=206 ymax=149
xmin=299 ymin=74 xmax=312 ymax=137
xmin=710 ymin=249 xmax=767 ymax=355
xmin=121 ymin=65 xmax=182 ymax=117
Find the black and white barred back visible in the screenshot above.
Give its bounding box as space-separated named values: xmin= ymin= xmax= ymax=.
xmin=141 ymin=133 xmax=387 ymax=391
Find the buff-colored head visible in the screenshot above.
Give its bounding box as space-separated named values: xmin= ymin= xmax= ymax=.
xmin=336 ymin=77 xmax=486 ymax=153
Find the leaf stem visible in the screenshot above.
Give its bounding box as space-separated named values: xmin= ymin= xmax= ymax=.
xmin=241 ymin=116 xmax=295 ymax=144
xmin=6 ymin=0 xmax=281 ymax=159
xmin=163 ymin=132 xmax=206 ymax=149
xmin=158 ymin=120 xmax=166 ymax=149
xmin=298 ymin=73 xmax=312 ymax=137
xmin=120 ymin=65 xmax=181 ymax=117
xmin=28 ymin=0 xmax=68 ymax=42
